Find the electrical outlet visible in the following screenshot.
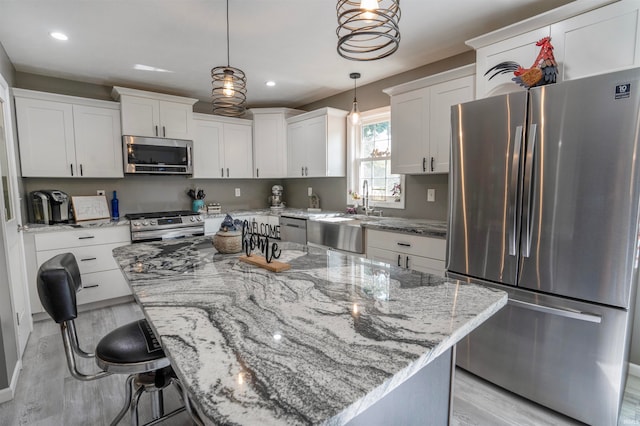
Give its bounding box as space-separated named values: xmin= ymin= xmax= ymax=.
xmin=235 ymin=188 xmax=241 ymax=197
xmin=97 ymin=190 xmax=105 ymax=196
xmin=308 ymin=187 xmax=313 ymax=196
xmin=427 ymin=188 xmax=436 ymax=202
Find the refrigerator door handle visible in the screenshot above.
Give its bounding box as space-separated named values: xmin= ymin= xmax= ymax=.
xmin=521 ymin=124 xmax=537 ymax=258
xmin=508 ymin=126 xmax=523 ymax=256
xmin=509 ymin=299 xmax=602 ymax=323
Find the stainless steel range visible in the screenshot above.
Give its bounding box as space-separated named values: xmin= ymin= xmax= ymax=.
xmin=126 ymin=210 xmax=204 ymax=243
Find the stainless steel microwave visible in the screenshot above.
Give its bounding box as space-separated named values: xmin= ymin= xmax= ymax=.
xmin=123 ymin=135 xmax=193 ymax=175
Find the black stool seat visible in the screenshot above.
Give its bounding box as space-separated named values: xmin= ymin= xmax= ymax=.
xmin=96 ymin=319 xmax=170 ymax=374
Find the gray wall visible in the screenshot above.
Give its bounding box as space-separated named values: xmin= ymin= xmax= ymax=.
xmin=23 ymin=176 xmax=281 ymax=217
xmin=0 ymin=40 xmax=17 ymax=389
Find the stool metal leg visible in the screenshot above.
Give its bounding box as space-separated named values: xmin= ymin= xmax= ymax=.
xmin=111 ymin=374 xmax=135 ymax=426
xmin=150 ymin=389 xmax=164 ymax=419
xmin=130 ymin=384 xmax=145 ymax=426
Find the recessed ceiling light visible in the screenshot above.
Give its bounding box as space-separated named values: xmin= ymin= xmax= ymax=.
xmin=133 ymin=64 xmax=173 ymax=73
xmin=50 ymin=32 xmax=68 ymax=41
xmin=266 ymin=81 xmax=276 ymax=87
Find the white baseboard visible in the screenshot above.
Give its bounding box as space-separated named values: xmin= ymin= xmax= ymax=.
xmin=629 ymin=362 xmax=640 ymax=378
xmin=0 ymin=358 xmax=22 ymax=404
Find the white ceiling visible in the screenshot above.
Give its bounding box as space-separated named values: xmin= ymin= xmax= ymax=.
xmin=0 ymin=0 xmax=575 ymax=109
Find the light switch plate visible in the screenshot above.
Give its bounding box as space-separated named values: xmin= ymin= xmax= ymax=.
xmin=427 ymin=188 xmax=435 ymax=202
xmin=235 ymin=188 xmax=241 ymax=197
xmin=97 ymin=190 xmax=105 ymax=196
xmin=308 ymin=187 xmax=313 ymax=196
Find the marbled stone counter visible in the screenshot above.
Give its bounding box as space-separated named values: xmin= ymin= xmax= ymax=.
xmin=361 ymin=218 xmax=447 ymax=239
xmin=113 ymin=237 xmax=505 ymax=425
xmin=24 ymin=218 xmax=129 ymax=233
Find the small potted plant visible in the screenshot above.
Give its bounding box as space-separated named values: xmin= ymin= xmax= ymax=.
xmin=391 ymin=183 xmax=401 ymax=202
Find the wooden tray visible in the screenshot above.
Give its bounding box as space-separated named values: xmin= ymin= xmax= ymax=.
xmin=239 ymin=255 xmax=291 ymax=272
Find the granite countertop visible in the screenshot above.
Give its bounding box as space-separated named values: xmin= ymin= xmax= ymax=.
xmin=24 ymin=218 xmax=129 ymax=233
xmin=204 ymin=209 xmax=448 ymax=239
xmin=112 ymin=237 xmax=506 ymax=425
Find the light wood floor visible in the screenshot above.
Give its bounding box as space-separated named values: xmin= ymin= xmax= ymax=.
xmin=0 ymin=301 xmax=638 ymax=425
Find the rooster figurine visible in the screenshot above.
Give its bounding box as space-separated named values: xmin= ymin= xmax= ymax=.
xmin=485 ymin=37 xmax=558 ymax=88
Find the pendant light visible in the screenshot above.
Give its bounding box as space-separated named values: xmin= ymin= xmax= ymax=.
xmin=337 ymin=0 xmax=401 ymax=61
xmin=349 ymin=72 xmax=361 ymax=125
xmin=211 ymin=0 xmax=247 ymax=117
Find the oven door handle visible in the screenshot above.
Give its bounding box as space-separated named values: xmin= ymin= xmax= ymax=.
xmin=131 ymin=227 xmax=204 ymax=242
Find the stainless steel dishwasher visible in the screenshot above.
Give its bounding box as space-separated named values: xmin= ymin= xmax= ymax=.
xmin=279 ymin=216 xmax=307 ymax=244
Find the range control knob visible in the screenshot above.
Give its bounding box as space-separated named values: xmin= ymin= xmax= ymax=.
xmin=150 ymin=220 xmax=157 ymax=225
xmin=190 ymin=216 xmax=196 ymax=222
xmin=133 ymin=222 xmax=140 ymax=227
xmin=142 ymin=221 xmax=149 ymax=226
xmin=196 ymin=216 xmax=202 ymax=222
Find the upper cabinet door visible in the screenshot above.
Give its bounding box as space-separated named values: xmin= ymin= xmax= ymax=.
xmin=475 ymin=27 xmax=551 ymax=99
xmin=428 ymin=76 xmax=475 ymax=173
xmin=192 ymin=118 xmax=224 ymax=178
xmin=301 ymin=116 xmax=327 ymax=177
xmin=158 ymin=101 xmax=194 ymax=140
xmin=253 ymin=113 xmax=286 ymax=178
xmin=551 ymin=0 xmax=640 ymax=81
xmin=390 ymin=87 xmax=429 ymax=175
xmin=73 ymin=105 xmax=123 ymax=178
xmin=15 ymin=97 xmax=76 ymax=177
xmin=120 ymin=96 xmax=160 ymax=137
xmin=223 ymin=123 xmax=253 ymax=178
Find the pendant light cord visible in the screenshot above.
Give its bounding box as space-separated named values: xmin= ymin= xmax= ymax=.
xmin=226 ymin=0 xmax=230 ymax=67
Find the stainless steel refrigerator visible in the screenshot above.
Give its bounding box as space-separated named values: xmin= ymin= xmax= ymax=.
xmin=447 ymin=67 xmax=640 ymax=425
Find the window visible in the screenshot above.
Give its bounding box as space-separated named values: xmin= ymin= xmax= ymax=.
xmin=347 ymin=107 xmax=404 ymax=209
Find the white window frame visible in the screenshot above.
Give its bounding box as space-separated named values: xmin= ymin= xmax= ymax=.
xmin=346 ymin=106 xmax=405 ymax=210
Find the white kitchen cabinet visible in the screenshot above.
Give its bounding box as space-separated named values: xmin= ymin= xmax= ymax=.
xmin=384 ymin=65 xmax=475 ymax=175
xmin=112 ymin=86 xmax=197 ymax=140
xmin=473 ymin=27 xmax=550 ymax=99
xmin=286 ymin=107 xmax=348 ymax=178
xmin=251 ymin=108 xmax=304 ymax=178
xmin=469 ymin=0 xmax=640 ymax=99
xmin=14 ymin=89 xmax=123 ymax=178
xmin=366 ymin=229 xmax=446 ymax=276
xmin=193 ymin=113 xmax=253 ymax=178
xmin=550 ymin=0 xmax=640 ymax=81
xmin=24 ymin=226 xmax=132 ymax=315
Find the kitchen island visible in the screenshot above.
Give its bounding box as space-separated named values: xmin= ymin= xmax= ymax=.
xmin=112 ymin=237 xmax=506 ymax=425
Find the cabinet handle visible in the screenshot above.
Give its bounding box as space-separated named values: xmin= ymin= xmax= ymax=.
xmin=405 ymin=256 xmax=409 ymax=269
xmin=256 ymin=168 xmax=259 ymax=178
xmin=83 ymin=284 xmax=99 ymax=289
xmin=80 ymin=164 xmax=83 ymax=176
xmin=226 ymin=168 xmax=229 ymax=177
xmin=397 ymin=254 xmax=401 ymax=267
xmin=163 ymin=126 xmax=166 ymax=137
xmin=305 ymin=166 xmax=308 ymax=176
xmin=422 ymin=158 xmax=426 ymax=172
xmin=431 ymin=156 xmax=435 ymax=172
xmin=155 ymin=125 xmax=158 ymax=136
xmin=80 ymin=257 xmax=97 ymax=262
xmin=221 ymin=168 xmax=224 ymax=178
xmin=78 ymin=236 xmax=95 ymax=240
xmin=70 ymin=164 xmax=74 ymax=176
xmin=397 ymin=242 xmax=411 ymax=247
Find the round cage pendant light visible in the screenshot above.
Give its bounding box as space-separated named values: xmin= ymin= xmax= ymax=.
xmin=336 ymin=0 xmax=401 ymax=61
xmin=212 ymin=0 xmax=247 ymax=117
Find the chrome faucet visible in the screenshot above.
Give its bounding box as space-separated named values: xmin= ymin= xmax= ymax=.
xmin=362 ymin=180 xmax=371 ymax=216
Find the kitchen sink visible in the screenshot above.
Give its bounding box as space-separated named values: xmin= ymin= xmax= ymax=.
xmin=306 ymin=214 xmax=381 ymax=253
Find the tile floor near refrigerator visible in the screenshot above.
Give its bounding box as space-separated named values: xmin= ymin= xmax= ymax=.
xmin=0 ymin=301 xmax=638 ymax=426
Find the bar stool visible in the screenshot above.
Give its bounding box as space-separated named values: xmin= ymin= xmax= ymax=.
xmin=37 ymin=252 xmax=202 ymax=426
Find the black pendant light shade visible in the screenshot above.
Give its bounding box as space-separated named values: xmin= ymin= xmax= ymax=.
xmin=211 ymin=66 xmax=247 ymax=117
xmin=211 ymin=0 xmax=247 ymax=117
xmin=337 ymin=0 xmax=401 ymax=61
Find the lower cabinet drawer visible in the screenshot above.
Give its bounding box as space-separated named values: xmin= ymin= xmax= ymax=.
xmin=36 ymin=242 xmax=125 ymax=275
xmin=367 ymin=229 xmax=446 ymax=260
xmin=75 ymin=269 xmax=132 ymax=306
xmin=367 ymin=246 xmax=445 ymax=276
xmin=34 ymin=226 xmax=130 ymax=251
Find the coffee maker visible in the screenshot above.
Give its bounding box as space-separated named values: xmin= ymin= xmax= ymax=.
xmin=269 ymin=185 xmax=285 ymax=210
xmin=30 ymin=190 xmax=71 ymax=224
